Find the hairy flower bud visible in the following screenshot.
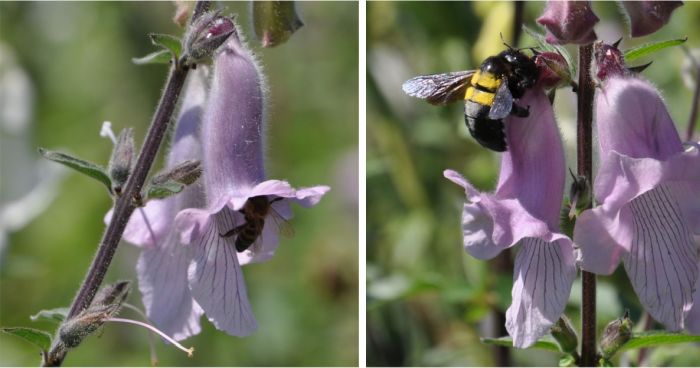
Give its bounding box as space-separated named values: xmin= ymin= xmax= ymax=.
xmin=600 ymin=312 xmax=633 ymax=358
xmin=537 ymin=1 xmax=599 ymax=45
xmin=58 ymin=282 xmax=131 ymax=349
xmin=621 ymin=1 xmax=683 ymax=38
xmin=184 ymin=11 xmax=236 ymax=64
xmin=550 ymin=316 xmax=579 ymax=354
xmin=534 ymin=51 xmax=572 ymax=89
xmin=108 ymin=128 xmax=135 ymax=195
xmin=593 ymin=41 xmax=627 ymax=81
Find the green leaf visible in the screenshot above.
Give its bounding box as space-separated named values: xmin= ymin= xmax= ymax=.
xmin=480 ymin=336 xmax=562 ymax=352
xmin=1 ymin=327 xmax=52 ymax=352
xmin=38 ymin=148 xmax=111 ymax=191
xmin=618 ymin=331 xmax=700 ymax=352
xmin=30 ymin=308 xmax=68 ymax=323
xmin=624 ymin=37 xmax=687 ymax=62
xmin=149 ymin=33 xmax=182 ymax=58
xmin=146 ymin=179 xmax=185 ymax=200
xmin=132 ymin=49 xmax=172 ymax=65
xmin=523 ymin=25 xmax=577 ymax=78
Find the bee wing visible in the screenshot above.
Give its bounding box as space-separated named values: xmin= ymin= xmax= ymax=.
xmin=488 ymin=80 xmax=514 ymax=120
xmin=268 ymin=208 xmax=295 ymax=238
xmin=402 ymin=70 xmax=475 ymax=106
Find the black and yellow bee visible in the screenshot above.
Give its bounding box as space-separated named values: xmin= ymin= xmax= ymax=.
xmin=402 ymin=47 xmax=539 ymax=151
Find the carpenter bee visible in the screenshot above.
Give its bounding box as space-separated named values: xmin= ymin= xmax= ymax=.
xmin=402 ymin=46 xmax=539 ymax=151
xmin=220 ymin=196 xmax=293 ymax=252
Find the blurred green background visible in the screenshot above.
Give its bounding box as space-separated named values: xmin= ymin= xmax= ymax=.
xmin=367 ymin=2 xmax=700 ymax=367
xmin=0 ymin=1 xmax=357 ymax=366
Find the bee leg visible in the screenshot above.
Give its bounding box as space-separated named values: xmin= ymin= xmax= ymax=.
xmin=220 ymin=224 xmax=245 ymax=238
xmin=510 ymin=102 xmax=530 ymax=117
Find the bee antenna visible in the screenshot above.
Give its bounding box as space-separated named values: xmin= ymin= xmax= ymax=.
xmin=500 ymin=32 xmax=514 ymax=50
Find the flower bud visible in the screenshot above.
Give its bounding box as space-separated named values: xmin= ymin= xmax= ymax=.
xmin=568 ymin=169 xmax=590 ymax=219
xmin=534 ymin=51 xmax=572 ymax=89
xmin=537 ymin=1 xmax=599 ymax=45
xmin=184 ymin=11 xmax=236 ymax=64
xmin=550 ymin=316 xmax=579 ymax=354
xmin=108 ymin=128 xmax=135 ymax=195
xmin=152 ymin=159 xmax=202 ymax=186
xmin=600 ymin=312 xmax=633 ymax=358
xmin=593 ymin=41 xmax=627 ymax=81
xmin=622 ymin=1 xmax=683 ymax=38
xmin=59 ymin=282 xmax=131 ymax=349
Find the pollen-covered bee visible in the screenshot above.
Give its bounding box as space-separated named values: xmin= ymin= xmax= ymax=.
xmin=402 ymin=46 xmax=539 ymax=151
xmin=220 ymin=196 xmax=294 ymax=252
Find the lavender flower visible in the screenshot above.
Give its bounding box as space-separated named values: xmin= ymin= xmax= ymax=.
xmin=445 ymin=88 xmax=576 ymax=348
xmin=621 ymin=1 xmax=683 ymax=38
xmin=174 ymin=29 xmax=329 ymax=336
xmin=537 ymin=1 xmax=599 ymax=45
xmin=105 ymin=69 xmax=208 ymax=341
xmin=574 ymin=43 xmax=700 ymax=330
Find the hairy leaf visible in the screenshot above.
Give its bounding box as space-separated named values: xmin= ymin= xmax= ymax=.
xmin=30 ymin=308 xmax=68 ymax=323
xmin=1 ymin=327 xmax=52 ymax=352
xmin=132 ymin=49 xmax=172 ymax=65
xmin=38 ymin=148 xmax=111 ymax=191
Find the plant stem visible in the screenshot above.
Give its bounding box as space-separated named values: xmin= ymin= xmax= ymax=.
xmin=576 ymin=44 xmax=597 ymax=367
xmin=684 ymin=48 xmax=699 ymax=141
xmin=43 ymin=3 xmax=210 ymax=365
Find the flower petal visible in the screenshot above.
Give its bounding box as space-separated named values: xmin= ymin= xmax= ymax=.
xmin=596 ymin=76 xmax=684 ymax=160
xmin=574 ymin=205 xmax=633 ymax=274
xmin=175 ymin=208 xmax=212 ymax=245
xmin=621 ymin=185 xmax=698 ymax=331
xmin=506 ymin=238 xmax=576 ymax=348
xmin=105 ymin=200 xmax=173 ymax=247
xmin=136 ymin=231 xmax=203 ymax=341
xmin=186 ymin=214 xmax=257 ymax=336
xmin=293 ymin=185 xmax=331 ymax=207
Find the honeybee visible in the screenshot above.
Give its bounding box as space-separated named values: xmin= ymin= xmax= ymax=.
xmin=220 ymin=195 xmax=294 ymax=252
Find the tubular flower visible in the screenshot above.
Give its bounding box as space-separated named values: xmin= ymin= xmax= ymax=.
xmin=621 ymin=1 xmax=683 ymax=38
xmin=444 ymin=88 xmax=576 ymax=348
xmin=574 ymin=44 xmax=700 ymax=330
xmin=105 ymin=69 xmax=208 ymax=341
xmin=537 ymin=1 xmax=599 ymax=45
xmin=174 ymin=29 xmax=329 ymax=337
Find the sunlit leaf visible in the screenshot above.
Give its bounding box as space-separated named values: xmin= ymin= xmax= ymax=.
xmin=1 ymin=327 xmax=52 ymax=352
xmin=624 ymin=37 xmax=687 ymax=62
xmin=132 ymin=49 xmax=172 ymax=65
xmin=149 ymin=33 xmax=182 ymax=58
xmin=38 ymin=148 xmax=111 ymax=191
xmin=618 ymin=331 xmax=700 ymax=352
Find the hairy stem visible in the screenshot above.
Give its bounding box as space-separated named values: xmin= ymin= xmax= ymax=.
xmin=43 ymin=2 xmax=211 ymax=365
xmin=577 ymin=44 xmax=597 ymax=367
xmin=684 ymin=48 xmax=700 ymax=141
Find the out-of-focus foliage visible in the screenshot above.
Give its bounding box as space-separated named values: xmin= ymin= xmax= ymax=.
xmin=367 ymin=1 xmax=700 ymax=366
xmin=0 ymin=2 xmax=358 ymax=366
